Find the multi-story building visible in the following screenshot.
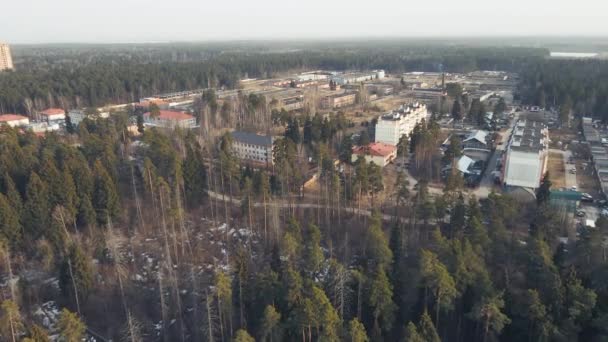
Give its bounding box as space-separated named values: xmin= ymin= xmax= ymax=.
xmin=0 ymin=114 xmax=29 ymax=127
xmin=68 ymin=109 xmax=110 ymax=126
xmin=143 ymin=110 xmax=196 ymax=129
xmin=321 ymin=92 xmax=357 ymax=109
xmin=39 ymin=108 xmax=66 ymax=123
xmin=375 ymin=103 xmax=428 ymax=146
xmin=231 ymin=131 xmax=274 ymax=166
xmin=0 ymin=43 xmax=14 ymax=71
xmin=331 ymin=70 xmax=384 ymax=85
xmin=502 ymin=119 xmax=549 ymax=191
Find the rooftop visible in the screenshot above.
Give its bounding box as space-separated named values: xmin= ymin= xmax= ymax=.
xmin=0 ymin=114 xmax=28 ymax=122
xmin=352 ymin=142 xmax=396 ymax=157
xmin=143 ymin=110 xmax=194 ymax=121
xmin=40 ymin=108 xmax=65 ymax=116
xmin=232 ymin=131 xmax=273 ymax=147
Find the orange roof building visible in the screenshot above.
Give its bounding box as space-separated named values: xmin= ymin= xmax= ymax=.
xmin=0 ymin=114 xmax=30 ymax=127
xmin=39 ymin=108 xmax=66 ymax=121
xmin=351 ymin=142 xmax=397 ymax=167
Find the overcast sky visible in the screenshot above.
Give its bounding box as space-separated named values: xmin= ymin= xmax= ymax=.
xmin=2 ymin=0 xmax=607 ymax=43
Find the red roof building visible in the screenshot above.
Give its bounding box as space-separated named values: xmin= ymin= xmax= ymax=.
xmin=351 ymin=142 xmax=397 ymax=167
xmin=0 ymin=114 xmax=30 ymax=127
xmin=39 ymin=108 xmax=66 ymax=121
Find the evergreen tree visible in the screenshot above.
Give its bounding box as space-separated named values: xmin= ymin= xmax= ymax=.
xmin=76 ymin=194 xmax=96 ymax=228
xmin=303 ymin=224 xmax=324 ymax=277
xmin=59 ymin=244 xmax=93 ymax=307
xmin=418 ymin=311 xmax=440 ymax=342
xmin=136 ymin=113 xmax=145 ymax=133
xmin=233 ymin=329 xmax=255 ymax=342
xmin=403 ymin=322 xmax=424 ymax=342
xmin=347 ymin=318 xmax=369 ymax=342
xmin=419 ymin=249 xmax=458 ymax=329
xmin=260 ymin=305 xmax=281 ymax=342
xmin=182 ymin=144 xmax=206 ymax=206
xmin=25 ymin=324 xmax=50 ymax=342
xmin=368 ymin=265 xmax=396 ymax=336
xmin=451 ymin=99 xmax=463 ymax=122
xmin=23 ymin=172 xmax=50 ymax=241
xmin=536 ymin=172 xmax=552 ymax=206
xmin=0 ymin=194 xmax=22 ymax=249
xmin=285 ymin=117 xmax=301 ymax=145
xmin=0 ymin=299 xmax=23 ymax=342
xmin=92 ymin=160 xmax=119 ymax=225
xmin=57 ymin=309 xmax=85 ymax=342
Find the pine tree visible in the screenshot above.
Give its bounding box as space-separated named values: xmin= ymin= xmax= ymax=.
xmin=57 ymin=309 xmax=86 ymax=342
xmin=233 ymin=329 xmax=255 ymax=342
xmin=347 ymin=318 xmax=369 ymax=342
xmin=60 ymin=244 xmax=93 ymax=309
xmin=419 ymin=249 xmax=458 ymax=329
xmin=536 ymin=172 xmax=552 ymax=206
xmin=23 ymin=172 xmax=49 ymax=241
xmin=368 ymin=265 xmax=396 ymax=336
xmin=92 ymin=160 xmax=119 ymax=225
xmin=76 ymin=194 xmax=96 ymax=228
xmin=418 ymin=311 xmax=440 ymax=342
xmin=303 ymin=224 xmax=324 ymax=277
xmin=25 ymin=324 xmax=50 ymax=342
xmin=182 ymin=144 xmax=206 ymax=207
xmin=0 ymin=194 xmax=22 ymax=249
xmin=260 ymin=305 xmax=281 ymax=342
xmin=0 ymin=300 xmax=23 ymax=342
xmin=403 ymin=322 xmax=424 ymax=342
xmin=1 ymin=175 xmax=22 ymax=217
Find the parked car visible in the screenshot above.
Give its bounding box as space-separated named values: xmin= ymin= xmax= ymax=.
xmin=576 ymin=210 xmax=586 ymax=217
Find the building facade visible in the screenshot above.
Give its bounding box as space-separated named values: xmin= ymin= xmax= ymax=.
xmin=0 ymin=114 xmax=29 ymax=127
xmin=321 ymin=92 xmax=357 ymax=109
xmin=375 ymin=103 xmax=428 ymax=146
xmin=0 ymin=43 xmax=14 ymax=71
xmin=143 ymin=110 xmax=196 ymax=128
xmin=39 ymin=108 xmax=66 ymax=122
xmin=351 ymin=142 xmax=397 ymax=167
xmin=232 ymin=131 xmax=274 ymax=166
xmin=502 ymin=119 xmax=549 ymax=190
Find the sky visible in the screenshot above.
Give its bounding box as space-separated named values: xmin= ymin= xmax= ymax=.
xmin=2 ymin=0 xmax=608 ymax=43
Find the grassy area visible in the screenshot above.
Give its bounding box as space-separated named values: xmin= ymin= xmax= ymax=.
xmin=548 ymin=152 xmax=566 ymax=188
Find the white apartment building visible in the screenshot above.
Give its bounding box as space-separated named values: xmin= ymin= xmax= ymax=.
xmin=375 ymin=103 xmax=428 ymax=146
xmin=0 ymin=43 xmax=14 ymax=71
xmin=231 ymin=131 xmax=274 ymax=166
xmin=143 ymin=110 xmax=196 ymax=129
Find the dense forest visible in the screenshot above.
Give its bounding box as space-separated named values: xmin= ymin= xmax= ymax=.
xmin=519 ymin=59 xmax=608 ymax=120
xmin=0 ymin=44 xmax=548 ymax=114
xmin=0 ymin=99 xmax=607 ymax=341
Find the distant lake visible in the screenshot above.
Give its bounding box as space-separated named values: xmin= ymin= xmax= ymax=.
xmin=550 ymin=52 xmax=599 ymax=58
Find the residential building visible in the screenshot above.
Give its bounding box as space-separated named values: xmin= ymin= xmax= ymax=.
xmin=0 ymin=43 xmax=14 ymax=71
xmin=68 ymin=109 xmax=110 ymax=126
xmin=231 ymin=131 xmax=274 ymax=166
xmin=0 ymin=114 xmax=29 ymax=127
xmin=462 ymin=130 xmax=489 ymax=150
xmin=143 ymin=110 xmax=196 ymax=129
xmin=375 ymin=103 xmax=428 ymax=146
xmin=351 ymin=142 xmax=397 ymax=167
xmin=39 ymin=108 xmax=66 ymax=123
xmin=331 ymin=70 xmax=383 ymax=85
xmin=321 ymin=92 xmax=357 ymax=109
xmin=502 ymin=119 xmax=549 ymax=191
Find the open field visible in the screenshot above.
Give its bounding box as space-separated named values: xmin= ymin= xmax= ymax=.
xmin=548 ymin=151 xmax=566 ymax=188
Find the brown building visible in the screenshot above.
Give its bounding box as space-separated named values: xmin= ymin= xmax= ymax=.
xmin=0 ymin=43 xmax=14 ymax=71
xmin=321 ymin=92 xmax=357 ymax=109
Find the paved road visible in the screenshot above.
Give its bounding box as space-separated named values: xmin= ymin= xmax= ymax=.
xmin=473 ymin=111 xmax=519 ymax=198
xmin=549 ymin=148 xmax=577 ymax=189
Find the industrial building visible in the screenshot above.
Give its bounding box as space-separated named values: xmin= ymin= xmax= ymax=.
xmin=321 ymin=92 xmax=357 ymax=109
xmin=331 ymin=70 xmax=384 ymax=85
xmin=502 ymin=119 xmax=549 ymax=192
xmin=374 ymin=103 xmax=428 ymax=146
xmin=0 ymin=43 xmax=14 ymax=71
xmin=231 ymin=131 xmax=274 ymax=166
xmin=143 ymin=110 xmax=196 ymax=129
